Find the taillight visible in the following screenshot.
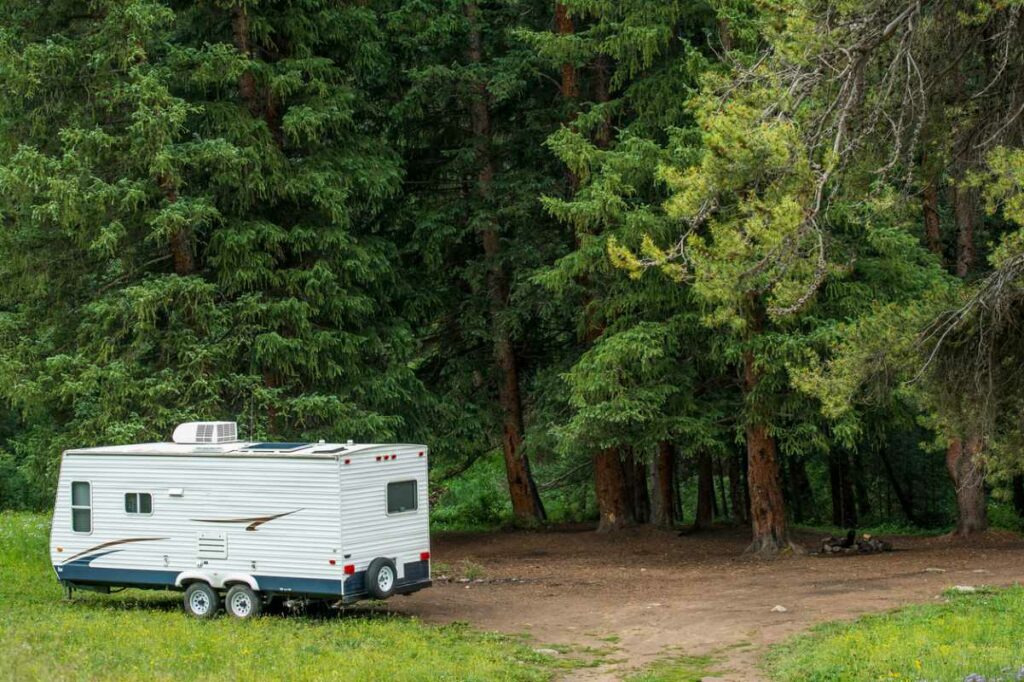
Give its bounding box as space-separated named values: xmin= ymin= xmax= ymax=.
xmin=343 ymin=564 xmax=355 ymax=574
xmin=420 ymin=551 xmax=430 ymax=561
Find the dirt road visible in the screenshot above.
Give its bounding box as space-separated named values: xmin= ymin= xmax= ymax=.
xmin=387 ymin=525 xmax=1024 ymax=680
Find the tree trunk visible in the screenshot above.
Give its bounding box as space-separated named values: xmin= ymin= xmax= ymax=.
xmin=231 ymin=3 xmax=258 ymax=113
xmin=626 ymin=451 xmax=650 ymax=524
xmin=946 ymin=435 xmax=987 ymax=537
xmin=829 ymin=450 xmax=858 ymax=528
xmin=158 ymin=176 xmax=194 ymax=276
xmin=651 ymin=441 xmax=677 ymax=528
xmin=714 ymin=455 xmax=730 ymax=520
xmin=923 ymin=180 xmax=943 ymax=258
xmin=595 ymin=448 xmax=632 ymax=532
xmin=717 ymin=17 xmax=734 ymax=51
xmin=728 ymin=451 xmax=749 ymax=524
xmin=465 ymin=2 xmax=544 ymax=525
xmin=554 ymin=3 xmax=577 ymax=100
xmin=945 ymin=186 xmax=985 ymax=537
xmin=695 ymin=451 xmax=715 ymax=530
xmin=743 ymin=347 xmax=793 ymax=555
xmin=953 ymin=185 xmax=976 ymax=278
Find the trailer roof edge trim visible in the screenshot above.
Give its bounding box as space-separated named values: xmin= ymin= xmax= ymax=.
xmin=63 ymin=442 xmax=428 ymax=458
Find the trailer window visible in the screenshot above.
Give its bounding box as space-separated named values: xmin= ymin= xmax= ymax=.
xmin=124 ymin=493 xmax=152 ymax=515
xmin=71 ymin=481 xmax=91 ymax=533
xmin=387 ymin=480 xmax=417 ymax=514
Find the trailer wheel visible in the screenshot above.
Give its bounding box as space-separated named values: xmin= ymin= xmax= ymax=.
xmin=183 ymin=583 xmax=219 ymax=619
xmin=366 ymin=558 xmax=397 ymax=599
xmin=225 ymin=584 xmax=262 ymax=619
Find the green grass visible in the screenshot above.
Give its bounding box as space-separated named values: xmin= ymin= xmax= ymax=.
xmin=766 ymin=587 xmax=1024 ymax=681
xmin=622 ymin=654 xmax=718 ymax=681
xmin=0 ymin=512 xmax=557 ymax=681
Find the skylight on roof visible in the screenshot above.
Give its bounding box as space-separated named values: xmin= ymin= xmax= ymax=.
xmin=243 ymin=442 xmax=310 ymax=452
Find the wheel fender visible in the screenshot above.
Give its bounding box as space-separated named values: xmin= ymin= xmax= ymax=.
xmin=175 ymin=571 xmax=258 ymax=590
xmin=222 ymin=574 xmax=260 ymax=591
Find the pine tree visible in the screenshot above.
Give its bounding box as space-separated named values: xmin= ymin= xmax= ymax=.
xmin=384 ymin=0 xmax=571 ymax=525
xmin=0 ymin=0 xmax=419 ymax=496
xmin=524 ymin=0 xmax=722 ymax=531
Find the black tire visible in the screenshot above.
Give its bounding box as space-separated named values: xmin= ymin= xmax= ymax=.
xmin=225 ymin=584 xmax=263 ymax=619
xmin=366 ymin=558 xmax=397 ymax=599
xmin=183 ymin=582 xmax=220 ymax=619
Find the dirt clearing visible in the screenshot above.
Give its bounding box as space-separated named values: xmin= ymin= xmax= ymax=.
xmin=385 ymin=525 xmax=1024 ymax=680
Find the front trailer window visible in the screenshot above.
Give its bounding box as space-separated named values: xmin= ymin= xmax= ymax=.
xmin=71 ymin=481 xmax=91 ymax=532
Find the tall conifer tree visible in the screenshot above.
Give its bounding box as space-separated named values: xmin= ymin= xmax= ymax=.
xmin=0 ymin=0 xmax=419 ymax=494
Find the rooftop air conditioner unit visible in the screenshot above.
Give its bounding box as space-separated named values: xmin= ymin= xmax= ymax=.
xmin=172 ymin=421 xmax=239 ymax=444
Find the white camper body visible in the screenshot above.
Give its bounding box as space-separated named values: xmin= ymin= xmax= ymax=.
xmin=49 ymin=423 xmax=431 ymax=616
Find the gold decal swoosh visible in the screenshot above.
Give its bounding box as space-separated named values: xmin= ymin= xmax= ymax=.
xmin=62 ymin=537 xmax=168 ymax=564
xmin=191 ymin=508 xmax=304 ymax=531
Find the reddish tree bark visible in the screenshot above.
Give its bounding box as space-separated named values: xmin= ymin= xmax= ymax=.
xmin=651 ymin=441 xmax=678 ymax=528
xmin=466 ymin=2 xmax=545 ymax=524
xmin=953 ymin=185 xmax=976 ymax=278
xmin=743 ymin=348 xmax=794 ymax=555
xmin=554 ymin=3 xmax=577 ymax=100
xmin=157 ymin=175 xmax=194 ymax=276
xmin=591 ymin=54 xmax=612 ymax=149
xmin=943 ymin=186 xmax=986 ymax=537
xmin=594 ymin=448 xmax=632 ymax=532
xmin=555 ymin=2 xmax=579 ymax=193
xmin=946 ymin=435 xmax=987 ymax=536
xmin=231 ymin=3 xmax=258 ymax=114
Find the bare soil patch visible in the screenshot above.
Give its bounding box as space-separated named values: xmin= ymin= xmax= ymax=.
xmin=384 ymin=525 xmax=1024 ymax=680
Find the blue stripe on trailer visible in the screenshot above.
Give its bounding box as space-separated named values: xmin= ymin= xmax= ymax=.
xmin=56 ymin=563 xmax=179 ymax=586
xmin=55 ymin=563 xmax=343 ymax=597
xmin=253 ymin=575 xmax=343 ymax=597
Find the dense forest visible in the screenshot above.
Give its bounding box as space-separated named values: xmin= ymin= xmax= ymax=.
xmin=1 ymin=0 xmax=1023 ymax=555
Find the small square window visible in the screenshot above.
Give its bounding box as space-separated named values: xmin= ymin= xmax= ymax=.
xmin=124 ymin=492 xmax=153 ymax=515
xmin=387 ymin=480 xmax=417 ymax=514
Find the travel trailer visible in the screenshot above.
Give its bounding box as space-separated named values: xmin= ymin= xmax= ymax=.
xmin=49 ymin=422 xmax=431 ymax=618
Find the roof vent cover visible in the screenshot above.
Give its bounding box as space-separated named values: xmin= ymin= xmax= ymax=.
xmin=173 ymin=421 xmax=239 ymax=444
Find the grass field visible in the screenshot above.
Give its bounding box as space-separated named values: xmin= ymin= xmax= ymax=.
xmin=0 ymin=512 xmax=556 ymax=681
xmin=766 ymin=586 xmax=1024 ymax=681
